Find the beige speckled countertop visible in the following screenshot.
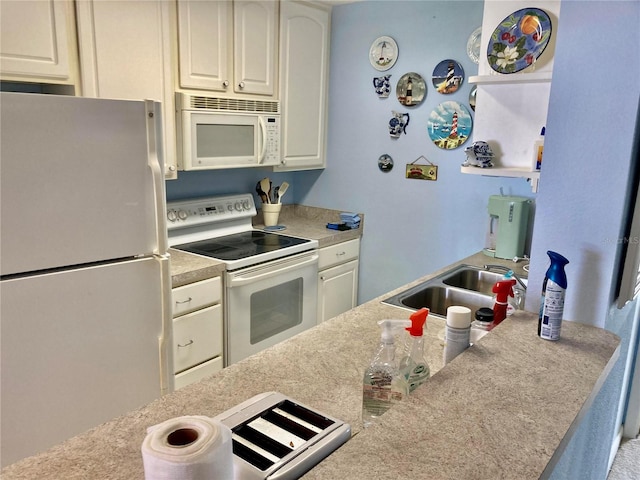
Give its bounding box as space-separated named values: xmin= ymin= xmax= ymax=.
xmin=1 ymin=252 xmax=619 ymax=479
xmin=169 ymin=204 xmax=363 ymax=287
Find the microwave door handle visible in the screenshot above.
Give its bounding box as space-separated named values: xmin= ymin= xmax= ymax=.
xmin=257 ymin=116 xmax=267 ymax=164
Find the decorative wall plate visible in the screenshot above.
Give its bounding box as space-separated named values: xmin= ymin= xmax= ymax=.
xmin=466 ymin=26 xmax=482 ymax=64
xmin=487 ymin=8 xmax=552 ymax=74
xmin=378 ymin=154 xmax=393 ymax=172
xmin=369 ymin=36 xmax=398 ymax=71
xmin=396 ymin=72 xmax=426 ymax=107
xmin=469 ymin=85 xmax=477 ymax=111
xmin=427 ymin=101 xmax=472 ymax=150
xmin=432 ymin=60 xmax=464 ymax=94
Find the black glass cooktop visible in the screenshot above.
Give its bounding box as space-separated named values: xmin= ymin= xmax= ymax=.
xmin=174 ymin=230 xmax=311 ymax=261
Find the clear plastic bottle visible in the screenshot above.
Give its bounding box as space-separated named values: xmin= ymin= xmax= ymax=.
xmin=362 ymin=320 xmax=410 ymax=427
xmin=399 ymin=308 xmax=431 ymax=392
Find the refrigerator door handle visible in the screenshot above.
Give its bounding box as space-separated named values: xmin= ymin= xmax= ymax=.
xmin=145 ymin=99 xmax=169 ymax=256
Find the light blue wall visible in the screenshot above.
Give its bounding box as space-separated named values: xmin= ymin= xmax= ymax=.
xmin=523 ymin=1 xmax=640 ymax=478
xmin=298 ymin=0 xmax=533 ymax=303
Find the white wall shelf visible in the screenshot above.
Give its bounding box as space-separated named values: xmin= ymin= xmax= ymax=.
xmin=469 ymin=72 xmax=552 ymax=85
xmin=461 ymin=166 xmax=540 ymax=192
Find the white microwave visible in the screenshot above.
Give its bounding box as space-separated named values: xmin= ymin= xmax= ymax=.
xmin=176 ymin=93 xmax=280 ymax=170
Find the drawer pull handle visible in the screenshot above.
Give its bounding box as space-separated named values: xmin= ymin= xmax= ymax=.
xmin=177 ymin=339 xmax=194 ymax=348
xmin=336 ymin=251 xmax=346 ymax=256
xmin=175 ymin=297 xmax=193 ymax=305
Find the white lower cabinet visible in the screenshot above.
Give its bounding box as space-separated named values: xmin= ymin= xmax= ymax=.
xmin=172 ymin=276 xmax=223 ymax=389
xmin=317 ymin=238 xmax=360 ymax=323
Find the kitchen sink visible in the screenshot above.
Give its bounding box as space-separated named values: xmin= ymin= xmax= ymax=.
xmin=396 ymin=285 xmax=494 ymax=317
xmin=382 ymin=264 xmax=526 ymax=318
xmin=441 ymin=268 xmax=505 ymax=295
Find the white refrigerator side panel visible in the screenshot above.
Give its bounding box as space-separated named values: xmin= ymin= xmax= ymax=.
xmin=0 ymin=93 xmax=163 ymax=276
xmin=0 ymin=257 xmax=171 ymax=467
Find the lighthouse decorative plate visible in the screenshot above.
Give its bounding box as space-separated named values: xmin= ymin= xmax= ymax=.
xmin=369 ymin=36 xmax=398 ymax=71
xmin=427 ymin=101 xmax=472 ymax=150
xmin=432 ymin=59 xmax=464 ymax=94
xmin=487 ymin=7 xmax=552 ymax=74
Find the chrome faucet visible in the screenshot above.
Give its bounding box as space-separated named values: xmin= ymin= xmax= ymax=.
xmin=483 ymin=264 xmax=528 ymax=292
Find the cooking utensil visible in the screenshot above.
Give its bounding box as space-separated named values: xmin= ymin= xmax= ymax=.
xmin=255 ymin=181 xmax=268 ymax=204
xmin=273 ymin=186 xmax=280 ymax=204
xmin=277 ymin=181 xmax=289 ymax=204
xmin=260 ymin=177 xmax=271 ymax=204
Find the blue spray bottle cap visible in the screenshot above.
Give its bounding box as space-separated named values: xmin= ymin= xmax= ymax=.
xmin=546 ymin=251 xmax=569 ymax=289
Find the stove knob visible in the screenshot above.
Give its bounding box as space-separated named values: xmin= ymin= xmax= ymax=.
xmin=177 ymin=209 xmax=188 ymax=221
xmin=242 ymin=200 xmax=251 ymax=210
xmin=234 ymin=202 xmax=243 ymax=211
xmin=167 ymin=210 xmax=177 ymax=222
xmin=227 ymin=204 xmax=234 ymax=212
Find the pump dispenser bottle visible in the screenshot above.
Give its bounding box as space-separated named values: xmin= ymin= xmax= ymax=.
xmin=538 ymin=251 xmax=569 ymax=341
xmin=399 ymin=308 xmax=431 ymax=392
xmin=362 ymin=320 xmax=410 ymax=427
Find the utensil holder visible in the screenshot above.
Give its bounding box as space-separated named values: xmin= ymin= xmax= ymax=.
xmin=262 ymin=203 xmax=282 ymax=227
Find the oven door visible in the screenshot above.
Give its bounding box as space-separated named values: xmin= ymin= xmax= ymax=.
xmin=225 ymin=251 xmax=319 ymax=365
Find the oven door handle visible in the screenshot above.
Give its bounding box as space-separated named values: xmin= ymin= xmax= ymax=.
xmin=229 ymin=254 xmax=318 ymax=287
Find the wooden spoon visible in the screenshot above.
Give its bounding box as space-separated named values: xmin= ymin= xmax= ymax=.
xmin=260 ymin=177 xmax=271 ymax=203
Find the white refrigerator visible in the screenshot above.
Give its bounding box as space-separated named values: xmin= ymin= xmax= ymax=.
xmin=0 ymin=92 xmax=173 ymax=467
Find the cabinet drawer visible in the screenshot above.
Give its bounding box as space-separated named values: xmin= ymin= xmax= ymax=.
xmin=172 ymin=276 xmax=222 ymax=317
xmin=173 ymin=304 xmax=223 ymax=374
xmin=174 ymin=356 xmax=223 ymax=390
xmin=318 ymin=238 xmax=360 ymax=270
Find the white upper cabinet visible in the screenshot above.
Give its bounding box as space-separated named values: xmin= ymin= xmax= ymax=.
xmin=0 ymin=0 xmax=78 ymax=86
xmin=177 ymin=0 xmax=277 ymax=97
xmin=75 ymin=0 xmax=178 ymax=179
xmin=276 ymin=1 xmax=330 ymax=171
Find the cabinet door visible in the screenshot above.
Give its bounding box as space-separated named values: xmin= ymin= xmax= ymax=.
xmin=75 ymin=0 xmax=177 ymax=179
xmin=0 ymin=0 xmax=77 ymax=85
xmin=233 ymin=0 xmax=278 ymax=96
xmin=318 ymin=259 xmax=359 ymax=323
xmin=177 ymin=0 xmax=231 ymax=92
xmin=277 ymin=1 xmax=330 ymax=171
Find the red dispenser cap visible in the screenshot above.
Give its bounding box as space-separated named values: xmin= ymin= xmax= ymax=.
xmin=492 ymin=279 xmax=516 ymax=302
xmin=406 ymin=307 xmax=429 ymax=337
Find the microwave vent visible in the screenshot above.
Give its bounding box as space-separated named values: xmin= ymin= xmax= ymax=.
xmin=188 ymin=95 xmax=280 ymax=114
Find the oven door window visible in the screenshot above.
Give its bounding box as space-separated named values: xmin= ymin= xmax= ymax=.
xmin=250 ymin=277 xmax=303 ymax=344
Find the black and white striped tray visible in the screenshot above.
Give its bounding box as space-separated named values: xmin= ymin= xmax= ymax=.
xmin=213 ymin=392 xmax=351 ymax=480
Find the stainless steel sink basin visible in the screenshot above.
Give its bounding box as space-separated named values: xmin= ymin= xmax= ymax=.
xmin=395 ymin=285 xmax=494 ymax=317
xmin=441 ymin=268 xmax=504 ymax=295
xmin=382 ymin=264 xmax=526 ymax=318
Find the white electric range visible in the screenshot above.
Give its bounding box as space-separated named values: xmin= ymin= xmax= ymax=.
xmin=167 ymin=194 xmax=319 ymax=365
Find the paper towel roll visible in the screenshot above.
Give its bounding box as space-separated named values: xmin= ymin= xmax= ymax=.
xmin=141 ymin=415 xmax=233 ymax=480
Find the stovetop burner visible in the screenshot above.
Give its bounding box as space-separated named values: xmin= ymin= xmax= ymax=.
xmin=174 ymin=230 xmax=310 ymax=262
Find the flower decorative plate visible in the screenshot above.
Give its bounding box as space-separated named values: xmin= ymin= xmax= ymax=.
xmin=487 ymin=8 xmax=552 ymax=74
xmin=369 ymin=36 xmax=398 ymax=71
xmin=466 ymin=27 xmax=482 ymax=64
xmin=427 ymin=101 xmax=472 ymax=150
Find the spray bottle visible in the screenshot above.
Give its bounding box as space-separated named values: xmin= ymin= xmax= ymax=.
xmin=399 ymin=308 xmax=431 ymax=392
xmin=538 ymin=250 xmax=569 ymax=341
xmin=492 ymin=278 xmax=517 ymax=327
xmin=362 ymin=319 xmax=410 ymax=427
